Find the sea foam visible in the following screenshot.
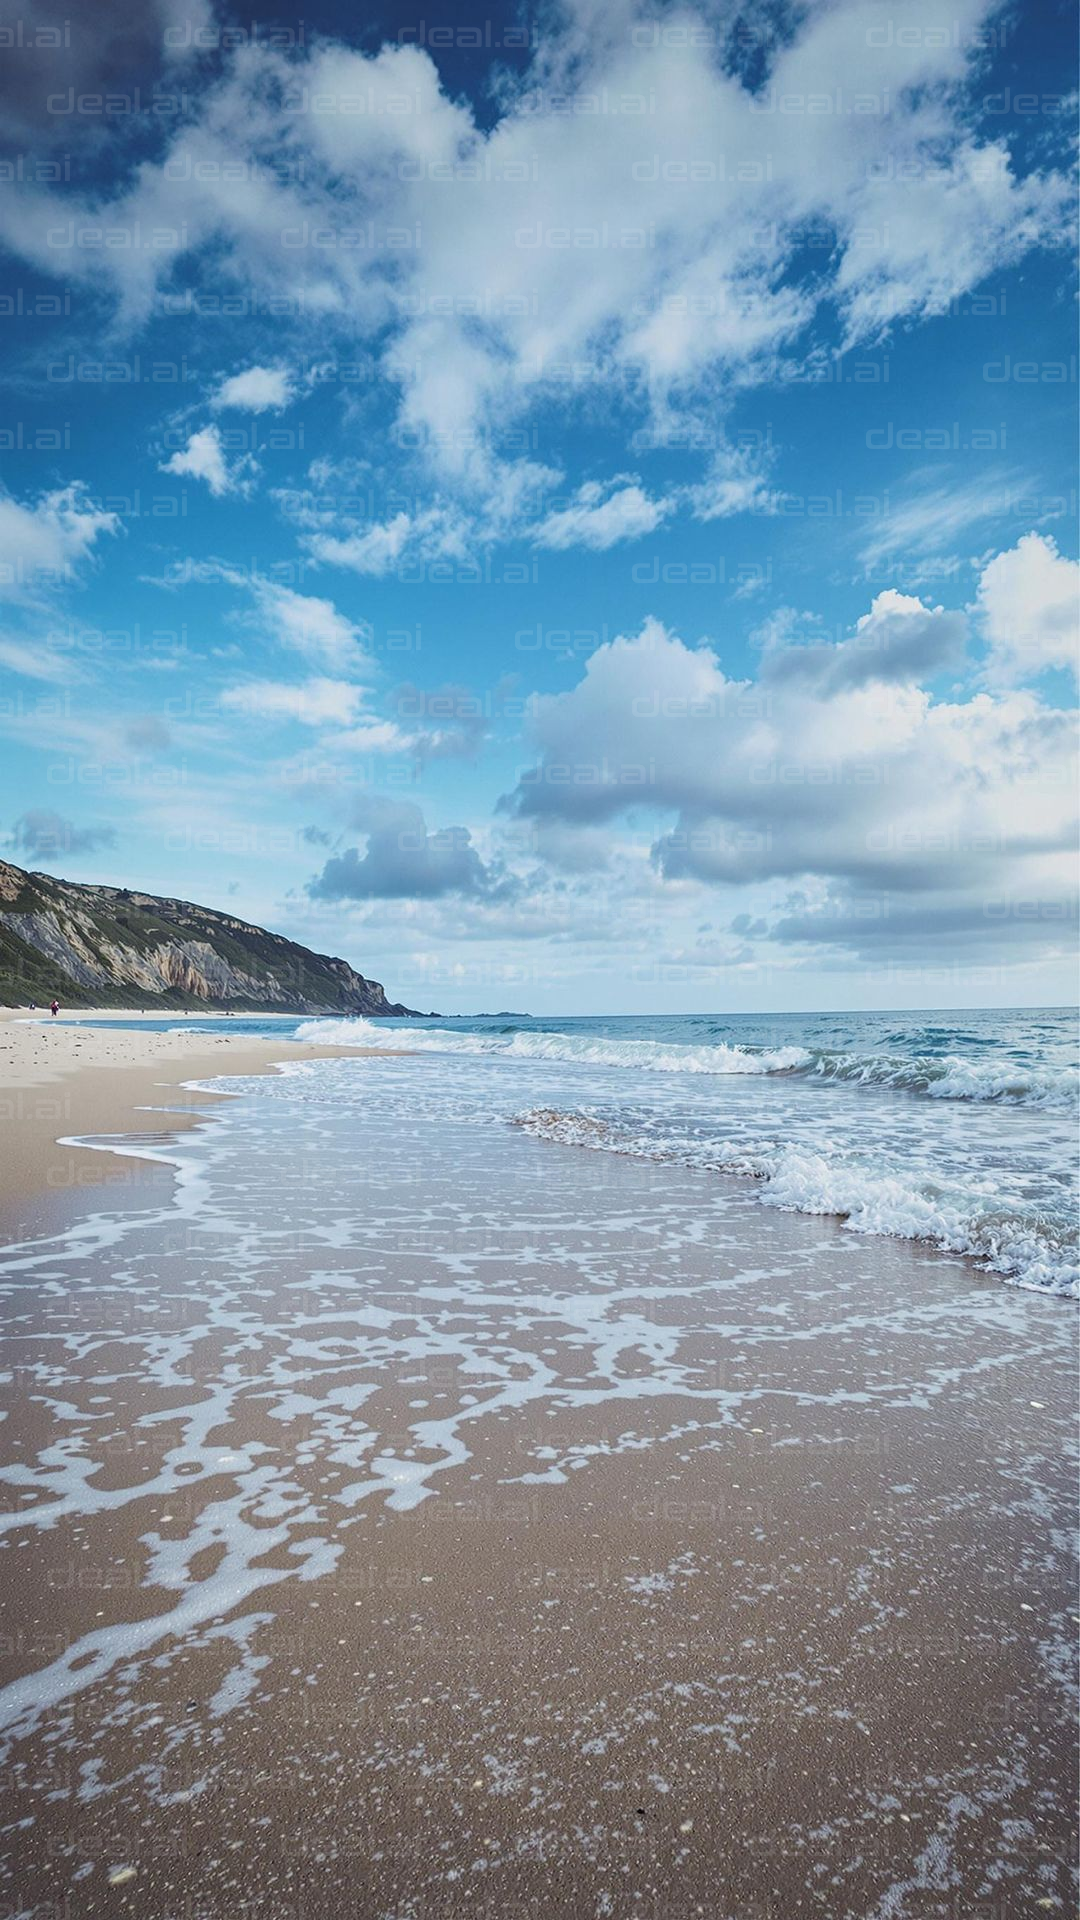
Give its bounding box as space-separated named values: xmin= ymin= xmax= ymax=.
xmin=294 ymin=1019 xmax=1078 ymax=1108
xmin=512 ymin=1107 xmax=1079 ymax=1298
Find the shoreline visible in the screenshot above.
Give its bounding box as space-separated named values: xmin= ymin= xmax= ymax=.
xmin=0 ymin=1008 xmax=394 ymax=1238
xmin=3 ymin=1008 xmax=1074 ymax=1296
xmin=0 ymin=1010 xmax=1075 ymax=1914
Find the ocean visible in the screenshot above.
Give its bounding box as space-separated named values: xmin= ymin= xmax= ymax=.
xmin=77 ymin=1005 xmax=1079 ymax=1297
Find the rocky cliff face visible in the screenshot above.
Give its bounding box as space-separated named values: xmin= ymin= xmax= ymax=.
xmin=0 ymin=861 xmax=417 ymax=1014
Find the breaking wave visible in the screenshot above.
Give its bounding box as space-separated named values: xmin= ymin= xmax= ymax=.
xmin=511 ymin=1108 xmax=1079 ymax=1299
xmin=294 ymin=1019 xmax=1078 ymax=1109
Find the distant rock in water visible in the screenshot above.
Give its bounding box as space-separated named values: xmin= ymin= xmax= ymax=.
xmin=0 ymin=859 xmax=418 ymax=1015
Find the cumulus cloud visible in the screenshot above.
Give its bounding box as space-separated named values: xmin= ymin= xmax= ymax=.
xmin=160 ymin=426 xmax=254 ymax=498
xmin=10 ymin=809 xmax=116 ymax=861
xmin=763 ymin=592 xmax=967 ymax=694
xmin=307 ymin=799 xmax=510 ymax=901
xmin=504 ymin=588 xmax=1076 ymax=955
xmin=211 ymin=365 xmax=294 ymax=413
xmin=976 ymin=534 xmax=1079 ymax=685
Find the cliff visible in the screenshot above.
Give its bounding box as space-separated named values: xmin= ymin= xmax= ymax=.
xmin=0 ymin=860 xmax=417 ymax=1015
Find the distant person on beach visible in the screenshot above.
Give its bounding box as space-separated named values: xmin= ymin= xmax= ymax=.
xmin=49 ymin=1000 xmax=59 ymax=1017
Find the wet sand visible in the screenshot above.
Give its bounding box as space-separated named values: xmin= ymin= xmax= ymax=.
xmin=0 ymin=1009 xmax=397 ymax=1239
xmin=0 ymin=1026 xmax=1076 ymax=1918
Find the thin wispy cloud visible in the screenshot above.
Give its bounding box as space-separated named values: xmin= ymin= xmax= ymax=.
xmin=857 ymin=472 xmax=1039 ymax=570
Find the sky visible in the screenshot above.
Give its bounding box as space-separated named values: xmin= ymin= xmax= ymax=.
xmin=0 ymin=0 xmax=1076 ymax=1014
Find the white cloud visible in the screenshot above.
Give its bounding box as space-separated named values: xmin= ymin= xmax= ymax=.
xmin=160 ymin=425 xmax=253 ymax=497
xmin=278 ymin=477 xmax=478 ymax=578
xmin=329 ymin=720 xmax=422 ymax=756
xmin=219 ymin=678 xmax=367 ymax=727
xmin=307 ymin=508 xmax=472 ymax=577
xmin=313 ymin=514 xmax=414 ymax=575
xmin=247 ymin=580 xmax=373 ymax=676
xmin=505 ymin=594 xmax=1076 ymax=957
xmin=858 ymin=472 xmax=1035 ymax=571
xmin=688 ymin=452 xmax=779 ymax=523
xmin=140 ymin=563 xmax=378 ymax=688
xmin=0 ymin=484 xmax=118 ymax=600
xmin=835 ymin=141 xmax=1069 ymax=343
xmin=0 ymin=5 xmax=1067 ymax=507
xmin=533 ymin=481 xmax=672 ymax=552
xmin=0 ymin=633 xmax=77 ymax=682
xmin=211 ymin=365 xmax=294 ymax=413
xmin=976 ymin=534 xmax=1079 ymax=685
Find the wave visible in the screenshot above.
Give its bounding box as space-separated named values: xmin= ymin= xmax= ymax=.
xmin=293 ymin=1019 xmax=1078 ymax=1108
xmin=805 ymin=1050 xmax=1077 ymax=1106
xmin=511 ymin=1108 xmax=1079 ymax=1299
xmin=294 ymin=1019 xmax=811 ymax=1076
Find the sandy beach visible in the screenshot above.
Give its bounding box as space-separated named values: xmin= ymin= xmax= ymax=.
xmin=0 ymin=0 xmax=1075 ymax=1905
xmin=0 ymin=1010 xmax=397 ymax=1239
xmin=0 ymin=1016 xmax=1075 ymax=1918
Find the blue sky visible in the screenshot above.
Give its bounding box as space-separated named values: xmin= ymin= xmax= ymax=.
xmin=0 ymin=0 xmax=1076 ymax=1012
